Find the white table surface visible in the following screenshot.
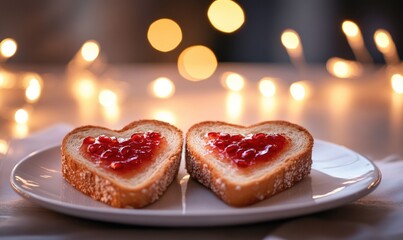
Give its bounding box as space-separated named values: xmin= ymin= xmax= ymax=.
xmin=1 ymin=63 xmax=402 ymax=239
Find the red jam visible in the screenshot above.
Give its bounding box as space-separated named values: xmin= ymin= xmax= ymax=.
xmin=205 ymin=132 xmax=289 ymax=168
xmin=80 ymin=131 xmax=164 ymax=173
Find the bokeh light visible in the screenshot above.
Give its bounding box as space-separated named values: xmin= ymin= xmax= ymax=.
xmin=221 ymin=72 xmax=245 ymax=91
xmin=326 ymin=57 xmax=362 ymax=78
xmin=342 ymin=20 xmax=359 ymax=37
xmin=24 ymin=74 xmax=43 ymax=103
xmin=178 ymin=45 xmax=217 ymax=81
xmin=0 ymin=38 xmax=17 ymax=58
xmin=0 ymin=139 xmax=8 ymax=155
xmin=14 ymin=108 xmax=29 ymax=125
xmin=374 ymin=29 xmax=399 ymax=64
xmin=374 ymin=30 xmax=390 ymax=50
xmin=391 ymin=73 xmax=403 ymax=94
xmin=290 ymin=81 xmax=310 ymax=101
xmin=259 ymin=78 xmax=277 ymax=97
xmin=81 ymin=40 xmax=100 ymax=62
xmin=147 ymin=18 xmax=182 ymax=52
xmin=207 ymin=0 xmax=245 ymax=33
xmin=75 ymin=78 xmax=96 ymax=98
xmin=281 ymin=30 xmax=300 ymax=50
xmin=98 ymin=89 xmax=118 ymax=108
xmin=150 ymin=77 xmax=175 ymax=98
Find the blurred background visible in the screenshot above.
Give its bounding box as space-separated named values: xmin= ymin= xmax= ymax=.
xmin=0 ymin=0 xmax=402 ymax=157
xmin=1 ymin=0 xmax=402 ymax=65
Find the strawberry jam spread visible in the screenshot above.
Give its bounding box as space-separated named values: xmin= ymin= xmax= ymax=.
xmin=80 ymin=131 xmax=164 ymax=173
xmin=205 ymin=132 xmax=289 ymax=168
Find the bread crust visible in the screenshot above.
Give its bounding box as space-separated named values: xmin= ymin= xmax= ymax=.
xmin=185 ymin=120 xmax=314 ymax=207
xmin=61 ymin=120 xmax=183 ymax=208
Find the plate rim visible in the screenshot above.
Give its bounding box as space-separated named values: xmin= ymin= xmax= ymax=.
xmin=10 ymin=139 xmax=382 ymax=225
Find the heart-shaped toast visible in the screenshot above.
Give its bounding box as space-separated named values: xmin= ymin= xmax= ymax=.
xmin=62 ymin=120 xmax=183 ymax=208
xmin=185 ymin=121 xmax=314 ymax=207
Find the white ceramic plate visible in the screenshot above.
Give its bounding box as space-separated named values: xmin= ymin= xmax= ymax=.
xmin=10 ymin=140 xmax=381 ymax=227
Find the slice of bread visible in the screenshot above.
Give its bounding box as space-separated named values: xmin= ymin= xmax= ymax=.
xmin=185 ymin=121 xmax=313 ymax=207
xmin=61 ymin=120 xmax=183 ymax=208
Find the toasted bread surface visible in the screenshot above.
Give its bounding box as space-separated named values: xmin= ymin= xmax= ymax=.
xmin=62 ymin=120 xmax=183 ymax=208
xmin=185 ymin=121 xmax=314 ymax=207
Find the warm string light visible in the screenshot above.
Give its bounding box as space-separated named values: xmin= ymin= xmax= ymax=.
xmin=341 ymin=20 xmax=372 ymax=63
xmin=0 ymin=71 xmax=43 ymax=137
xmin=391 ymin=74 xmax=403 ymax=94
xmin=281 ymin=30 xmax=312 ymax=100
xmin=178 ymin=45 xmax=217 ymax=81
xmin=258 ymin=78 xmax=277 ymax=97
xmin=98 ymin=89 xmax=118 ymax=108
xmin=81 ymin=41 xmax=100 ymax=62
xmin=0 ymin=38 xmax=17 ymax=62
xmin=290 ymin=81 xmax=311 ymax=101
xmin=1 ymin=37 xmax=44 ymax=120
xmin=147 ymin=18 xmax=182 ymax=52
xmin=14 ymin=108 xmax=29 ymax=125
xmin=23 ymin=73 xmax=43 ymax=103
xmin=66 ymin=40 xmax=103 ymax=123
xmin=281 ymin=29 xmax=305 ymax=71
xmin=374 ymin=29 xmax=400 ymax=66
xmin=207 ymin=0 xmax=245 ymax=33
xmin=66 ymin=40 xmax=127 ymax=123
xmin=13 ymin=107 xmax=31 ymax=137
xmin=326 ymin=57 xmax=363 ymax=78
xmin=0 ymin=38 xmax=19 ymax=100
xmin=0 ymin=139 xmax=8 ymax=156
xmin=258 ymin=77 xmax=279 ymax=120
xmin=68 ymin=40 xmax=101 ymax=70
xmin=373 ymin=29 xmax=403 ymax=93
xmin=221 ymin=72 xmax=245 ymax=91
xmin=150 ymin=77 xmax=175 ymax=98
xmin=2 ymin=16 xmax=401 ymax=137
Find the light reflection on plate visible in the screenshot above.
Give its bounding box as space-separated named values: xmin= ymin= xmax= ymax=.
xmin=10 ymin=139 xmax=381 ymax=227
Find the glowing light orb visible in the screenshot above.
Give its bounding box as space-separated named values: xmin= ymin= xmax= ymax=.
xmin=259 ymin=78 xmax=276 ymax=97
xmin=0 ymin=38 xmax=17 ymax=58
xmin=24 ymin=75 xmax=43 ymax=103
xmin=207 ymin=0 xmax=245 ymax=33
xmin=391 ymin=74 xmax=403 ymax=94
xmin=178 ymin=45 xmax=217 ymax=81
xmin=147 ymin=18 xmax=182 ymax=52
xmin=342 ymin=20 xmax=359 ymax=37
xmin=281 ymin=30 xmax=300 ymax=50
xmin=81 ymin=40 xmax=100 ymax=62
xmin=374 ymin=30 xmax=390 ymax=50
xmin=98 ymin=89 xmax=118 ymax=108
xmin=0 ymin=139 xmax=8 ymax=155
xmin=151 ymin=77 xmax=175 ymax=98
xmin=290 ymin=82 xmax=308 ymax=101
xmin=222 ymin=72 xmax=245 ymax=91
xmin=15 ymin=109 xmax=29 ymax=125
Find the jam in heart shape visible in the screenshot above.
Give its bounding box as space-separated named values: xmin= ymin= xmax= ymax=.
xmin=80 ymin=131 xmax=164 ymax=172
xmin=205 ymin=132 xmax=289 ymax=168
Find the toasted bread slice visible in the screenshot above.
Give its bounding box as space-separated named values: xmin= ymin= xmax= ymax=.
xmin=185 ymin=121 xmax=313 ymax=207
xmin=61 ymin=120 xmax=183 ymax=208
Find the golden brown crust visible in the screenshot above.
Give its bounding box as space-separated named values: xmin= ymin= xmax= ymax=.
xmin=61 ymin=120 xmax=183 ymax=208
xmin=185 ymin=120 xmax=314 ymax=207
